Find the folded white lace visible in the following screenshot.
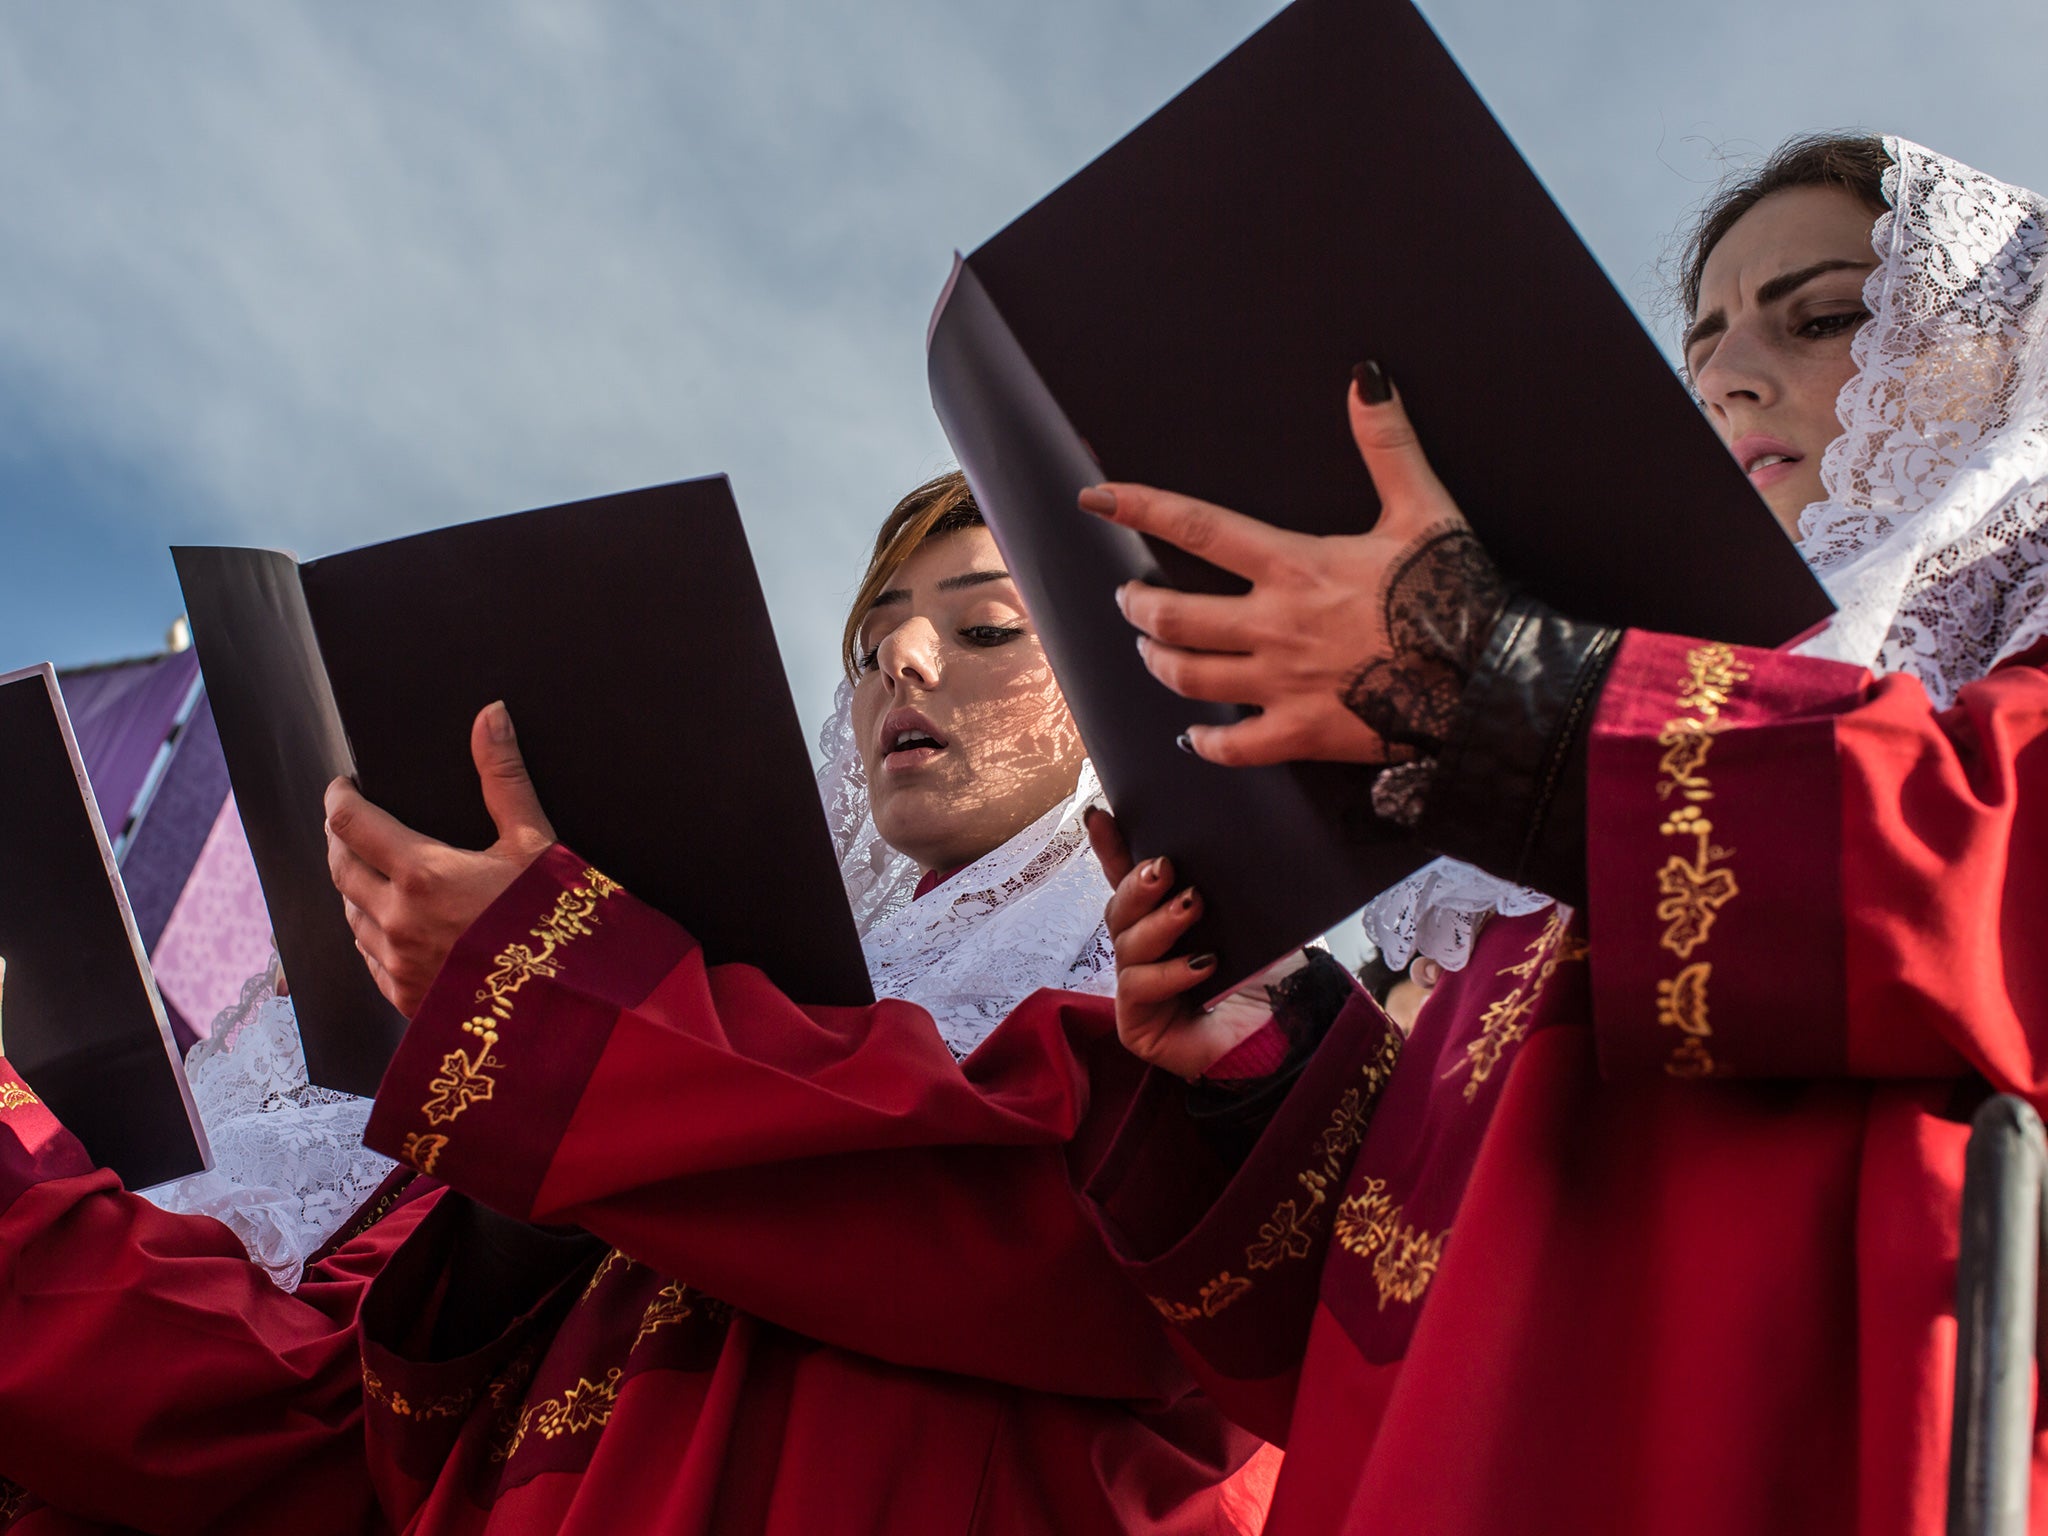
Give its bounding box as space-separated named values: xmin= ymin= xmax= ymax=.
xmin=142 ymin=965 xmax=393 ymax=1291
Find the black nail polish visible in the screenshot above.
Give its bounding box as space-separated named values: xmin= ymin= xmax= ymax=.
xmin=1353 ymin=359 xmax=1393 ymax=405
xmin=1175 ymin=732 xmax=1197 ymax=755
xmin=1177 ymin=889 xmax=1198 ymax=913
xmin=1187 ymin=953 xmax=1217 ymax=973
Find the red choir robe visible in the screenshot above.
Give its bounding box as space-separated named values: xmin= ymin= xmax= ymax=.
xmin=0 ymin=845 xmax=1272 ymax=1534
xmin=1087 ymin=630 xmax=2048 ymax=1536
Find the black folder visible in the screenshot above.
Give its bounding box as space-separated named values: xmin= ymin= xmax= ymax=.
xmin=175 ymin=476 xmax=873 ymax=1099
xmin=0 ymin=665 xmax=208 ymax=1187
xmin=927 ymin=0 xmax=1834 ymax=996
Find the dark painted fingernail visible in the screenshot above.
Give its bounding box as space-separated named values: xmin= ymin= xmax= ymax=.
xmin=1187 ymin=953 xmax=1218 ymax=973
xmin=1175 ymin=731 xmax=1198 ymax=755
xmin=1353 ymin=359 xmax=1393 ymax=405
xmin=1082 ymin=805 xmax=1103 ymax=830
xmin=1078 ymin=485 xmax=1117 ymax=515
xmin=1177 ymin=888 xmax=1199 ymax=913
xmin=1141 ymin=858 xmax=1166 ymax=884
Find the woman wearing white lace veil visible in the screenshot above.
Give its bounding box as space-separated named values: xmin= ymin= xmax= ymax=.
xmin=1356 ymin=131 xmax=2048 ymax=1027
xmin=1080 ymin=136 xmax=2048 ymax=1531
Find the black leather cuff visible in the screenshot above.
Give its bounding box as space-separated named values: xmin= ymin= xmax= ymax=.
xmin=1414 ymin=596 xmax=1621 ymax=908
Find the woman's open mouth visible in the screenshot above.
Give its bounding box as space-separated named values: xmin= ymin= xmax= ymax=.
xmin=1731 ymin=434 xmax=1805 ymax=490
xmin=879 ymin=708 xmax=951 ymax=772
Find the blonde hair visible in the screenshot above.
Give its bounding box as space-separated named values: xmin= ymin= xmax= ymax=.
xmin=841 ymin=470 xmax=985 ymax=684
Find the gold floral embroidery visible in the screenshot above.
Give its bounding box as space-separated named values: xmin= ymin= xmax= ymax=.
xmin=362 ymin=1364 xmax=476 ymax=1422
xmin=0 ymin=1083 xmax=40 ymax=1111
xmin=1655 ymin=805 xmax=1738 ymax=959
xmin=635 ymin=1281 xmax=694 ymax=1346
xmin=399 ymin=1133 xmax=448 ymax=1175
xmin=0 ymin=1475 xmax=30 ymax=1521
xmin=1443 ymin=907 xmax=1587 ymax=1102
xmin=407 ymin=868 xmax=622 ymax=1156
xmin=499 ymin=1368 xmax=623 ymax=1462
xmin=1147 ymin=1039 xmax=1398 ymax=1326
xmin=1333 ymin=1178 xmax=1446 ymax=1309
xmin=1650 ymin=645 xmax=1751 ymax=1076
xmin=1656 ymin=962 xmax=1715 ymax=1079
xmin=581 ymin=1247 xmax=630 ymax=1302
xmin=422 ymin=1047 xmax=498 ymax=1125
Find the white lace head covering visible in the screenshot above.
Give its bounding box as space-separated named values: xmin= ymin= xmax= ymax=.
xmin=1368 ymin=137 xmax=2048 ymax=971
xmin=1792 ymin=137 xmax=2048 ymax=700
xmin=816 ymin=678 xmax=1114 ymax=1058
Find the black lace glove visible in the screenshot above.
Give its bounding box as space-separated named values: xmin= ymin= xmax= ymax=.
xmin=1338 ymin=528 xmax=1508 ymax=826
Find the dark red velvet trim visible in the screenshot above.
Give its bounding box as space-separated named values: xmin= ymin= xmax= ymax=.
xmin=1086 ymin=993 xmax=1398 ymax=1382
xmin=1588 ymin=631 xmax=1853 ymax=1081
xmin=1322 ymin=907 xmax=1588 ymax=1364
xmin=363 ymin=845 xmax=693 ymax=1219
xmin=912 ymin=864 xmax=965 ymax=901
xmin=0 ymin=1059 xmax=94 ymax=1208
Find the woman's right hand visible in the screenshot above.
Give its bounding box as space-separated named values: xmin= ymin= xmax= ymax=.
xmin=1084 ymin=808 xmax=1275 ymax=1079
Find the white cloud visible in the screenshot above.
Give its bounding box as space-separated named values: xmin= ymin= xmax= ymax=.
xmin=0 ymin=0 xmax=2039 ymax=736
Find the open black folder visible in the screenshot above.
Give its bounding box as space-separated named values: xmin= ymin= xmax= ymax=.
xmin=927 ymin=0 xmax=1835 ymax=996
xmin=175 ymin=477 xmax=872 ymax=1100
xmin=0 ymin=665 xmax=208 ymax=1188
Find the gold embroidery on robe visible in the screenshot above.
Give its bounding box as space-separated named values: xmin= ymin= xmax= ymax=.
xmin=0 ymin=1083 xmax=41 ymax=1111
xmin=1650 ymin=645 xmax=1751 ymax=1075
xmin=499 ymin=1368 xmax=624 ymax=1462
xmin=635 ymin=1281 xmax=695 ymax=1347
xmin=1333 ymin=1178 xmax=1446 ymax=1309
xmin=362 ymin=1363 xmax=476 ymax=1422
xmin=399 ymin=1133 xmax=449 ymax=1175
xmin=1148 ymin=1037 xmax=1399 ymax=1327
xmin=581 ymin=1247 xmax=630 ymax=1303
xmin=1443 ymin=907 xmax=1587 ymax=1102
xmin=407 ymin=868 xmax=622 ymax=1158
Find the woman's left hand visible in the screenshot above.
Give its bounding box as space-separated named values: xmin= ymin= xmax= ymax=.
xmin=324 ymin=702 xmax=557 ymax=1016
xmin=1080 ymin=367 xmax=1504 ymax=769
xmin=1084 ymin=807 xmax=1276 ymax=1079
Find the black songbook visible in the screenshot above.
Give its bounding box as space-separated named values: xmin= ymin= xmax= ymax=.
xmin=927 ymin=0 xmax=1834 ymax=996
xmin=0 ymin=665 xmax=208 ymax=1188
xmin=175 ymin=476 xmax=873 ymax=1098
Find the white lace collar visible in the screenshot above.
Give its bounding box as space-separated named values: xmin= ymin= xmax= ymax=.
xmin=815 ymin=681 xmax=1114 ymax=1057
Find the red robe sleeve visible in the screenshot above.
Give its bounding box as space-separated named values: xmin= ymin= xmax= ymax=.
xmin=1587 ymin=630 xmax=2048 ymax=1090
xmin=362 ymin=846 xmax=1189 ymax=1403
xmin=1082 ymin=990 xmax=1404 ymax=1444
xmin=0 ymin=1062 xmax=434 ymax=1535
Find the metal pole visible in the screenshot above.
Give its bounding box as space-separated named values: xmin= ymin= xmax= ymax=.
xmin=1947 ymin=1094 xmax=2044 ymax=1536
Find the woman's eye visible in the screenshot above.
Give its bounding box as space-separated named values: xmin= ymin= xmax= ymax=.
xmin=959 ymin=624 xmax=1026 ymax=649
xmin=1798 ymin=309 xmax=1869 ymax=340
xmin=857 ymin=645 xmax=880 ymax=673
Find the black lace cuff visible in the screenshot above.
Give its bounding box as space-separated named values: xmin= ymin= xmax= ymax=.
xmin=1184 ymin=949 xmax=1359 ymax=1168
xmin=1413 ymin=595 xmax=1621 ymax=908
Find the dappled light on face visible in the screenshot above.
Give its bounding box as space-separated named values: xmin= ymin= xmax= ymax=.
xmin=849 ymin=530 xmax=1087 ymax=875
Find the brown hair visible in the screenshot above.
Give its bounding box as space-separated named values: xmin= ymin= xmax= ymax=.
xmin=1676 ymin=131 xmax=1892 ymax=321
xmin=841 ymin=469 xmax=986 ymax=684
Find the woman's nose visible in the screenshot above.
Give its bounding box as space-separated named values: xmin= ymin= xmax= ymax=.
xmin=878 ymin=618 xmax=944 ymax=690
xmin=1694 ymin=320 xmax=1779 ymax=415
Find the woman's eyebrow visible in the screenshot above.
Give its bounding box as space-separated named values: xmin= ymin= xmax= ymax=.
xmin=935 ymin=569 xmax=1014 ymax=592
xmin=1753 ymin=257 xmax=1875 ymax=307
xmin=1684 ymin=258 xmax=1875 ymax=361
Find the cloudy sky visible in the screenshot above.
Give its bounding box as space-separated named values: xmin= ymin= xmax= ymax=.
xmin=0 ymin=0 xmax=2038 ymax=747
